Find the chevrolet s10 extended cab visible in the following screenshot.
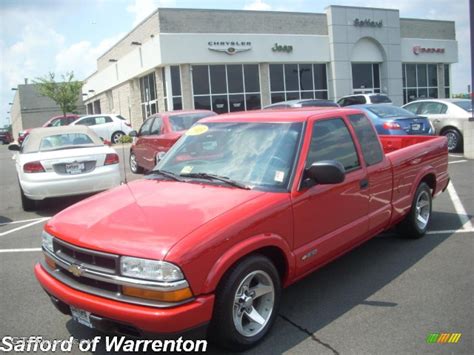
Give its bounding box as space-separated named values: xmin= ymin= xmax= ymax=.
xmin=35 ymin=108 xmax=449 ymax=350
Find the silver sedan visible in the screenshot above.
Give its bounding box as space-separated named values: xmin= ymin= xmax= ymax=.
xmin=402 ymin=99 xmax=472 ymax=152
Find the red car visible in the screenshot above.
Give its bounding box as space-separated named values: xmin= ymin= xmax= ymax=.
xmin=0 ymin=128 xmax=13 ymax=144
xmin=129 ymin=110 xmax=216 ymax=173
xmin=18 ymin=114 xmax=81 ymax=144
xmin=35 ymin=108 xmax=449 ymax=350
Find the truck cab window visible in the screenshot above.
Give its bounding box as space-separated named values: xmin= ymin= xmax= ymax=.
xmin=306 ymin=118 xmax=360 ymax=171
xmin=348 ymin=114 xmax=384 ymax=166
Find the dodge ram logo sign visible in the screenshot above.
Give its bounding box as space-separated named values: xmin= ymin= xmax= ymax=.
xmin=413 ymin=46 xmax=445 ymax=55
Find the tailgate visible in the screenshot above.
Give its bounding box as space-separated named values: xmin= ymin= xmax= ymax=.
xmin=379 ymin=135 xmax=442 ymax=154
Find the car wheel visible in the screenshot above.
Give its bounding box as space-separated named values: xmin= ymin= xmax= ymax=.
xmin=210 ymin=254 xmax=281 ymax=351
xmin=111 ymin=131 xmax=125 ymax=145
xmin=442 ymin=128 xmax=462 ymax=152
xmin=129 ymin=152 xmax=143 ymax=174
xmin=20 ymin=187 xmax=36 ymax=212
xmin=397 ymin=182 xmax=432 ymax=238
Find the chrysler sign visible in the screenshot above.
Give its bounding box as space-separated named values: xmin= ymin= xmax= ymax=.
xmin=413 ymin=46 xmax=445 ymax=55
xmin=208 ymin=41 xmax=252 ymax=55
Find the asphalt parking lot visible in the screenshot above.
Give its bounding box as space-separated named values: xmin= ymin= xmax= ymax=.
xmin=0 ymin=144 xmax=472 ymax=354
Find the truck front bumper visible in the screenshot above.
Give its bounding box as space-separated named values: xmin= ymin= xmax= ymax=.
xmin=34 ymin=263 xmax=214 ymax=337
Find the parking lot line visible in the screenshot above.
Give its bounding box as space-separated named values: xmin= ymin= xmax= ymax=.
xmin=446 ymin=182 xmax=473 ymax=230
xmin=0 ymin=248 xmax=42 ymax=253
xmin=0 ymin=217 xmax=51 ymax=226
xmin=0 ymin=217 xmax=50 ymax=237
xmin=448 ymin=159 xmax=468 ymax=164
xmin=427 ymin=228 xmax=474 ymax=235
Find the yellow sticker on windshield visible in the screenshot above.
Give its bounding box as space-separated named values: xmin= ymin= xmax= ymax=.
xmin=181 ymin=165 xmax=193 ymax=174
xmin=186 ymin=124 xmax=209 ymax=136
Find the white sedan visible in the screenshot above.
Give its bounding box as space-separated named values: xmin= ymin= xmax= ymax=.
xmin=9 ymin=126 xmax=122 ymax=211
xmin=70 ymin=114 xmax=133 ymax=144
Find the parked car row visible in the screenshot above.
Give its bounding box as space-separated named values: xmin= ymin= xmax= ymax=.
xmin=17 ymin=114 xmax=133 ymax=145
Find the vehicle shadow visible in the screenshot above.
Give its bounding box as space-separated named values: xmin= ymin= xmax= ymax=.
xmin=63 ymin=213 xmax=458 ymax=355
xmin=0 ymin=215 xmax=13 ymax=224
xmin=33 ymin=194 xmax=97 ymax=217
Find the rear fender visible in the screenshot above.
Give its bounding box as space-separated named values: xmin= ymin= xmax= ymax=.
xmin=201 ymin=234 xmax=295 ymax=294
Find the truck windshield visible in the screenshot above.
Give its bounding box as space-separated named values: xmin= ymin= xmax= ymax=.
xmin=156 ymin=121 xmax=303 ymax=191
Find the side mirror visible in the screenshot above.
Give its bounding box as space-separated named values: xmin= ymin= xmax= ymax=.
xmin=304 ymin=160 xmax=345 ymax=185
xmin=129 ymin=130 xmax=138 ymax=137
xmin=8 ymin=144 xmax=20 ymax=151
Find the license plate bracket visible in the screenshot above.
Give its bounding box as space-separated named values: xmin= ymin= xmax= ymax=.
xmin=65 ymin=162 xmax=85 ymax=174
xmin=70 ymin=306 xmax=93 ymax=328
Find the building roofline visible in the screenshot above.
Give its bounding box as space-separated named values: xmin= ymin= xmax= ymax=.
xmin=400 ymin=17 xmax=455 ymax=24
xmin=324 ymin=5 xmax=399 ymax=12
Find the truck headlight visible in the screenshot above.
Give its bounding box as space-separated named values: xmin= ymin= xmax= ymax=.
xmin=41 ymin=231 xmax=54 ymax=253
xmin=120 ymin=256 xmax=184 ymax=282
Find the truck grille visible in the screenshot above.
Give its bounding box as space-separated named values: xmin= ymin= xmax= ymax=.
xmin=53 ymin=238 xmax=117 ymax=273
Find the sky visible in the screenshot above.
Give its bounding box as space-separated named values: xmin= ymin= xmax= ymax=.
xmin=0 ymin=0 xmax=471 ymax=127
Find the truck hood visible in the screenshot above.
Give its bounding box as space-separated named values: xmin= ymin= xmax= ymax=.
xmin=46 ymin=179 xmax=266 ymax=259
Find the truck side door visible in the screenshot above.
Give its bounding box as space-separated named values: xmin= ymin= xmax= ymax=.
xmin=348 ymin=113 xmax=393 ymax=233
xmin=291 ymin=116 xmax=369 ymax=275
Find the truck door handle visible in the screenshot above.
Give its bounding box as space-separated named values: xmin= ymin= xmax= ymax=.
xmin=360 ymin=178 xmax=369 ymax=190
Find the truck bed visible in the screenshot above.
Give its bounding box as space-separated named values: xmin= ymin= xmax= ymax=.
xmin=379 ymin=135 xmax=449 ymax=225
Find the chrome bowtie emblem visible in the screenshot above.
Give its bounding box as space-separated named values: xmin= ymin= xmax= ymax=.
xmin=68 ymin=264 xmax=84 ymax=277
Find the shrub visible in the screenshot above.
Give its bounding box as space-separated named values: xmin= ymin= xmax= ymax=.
xmin=118 ymin=135 xmax=133 ymax=144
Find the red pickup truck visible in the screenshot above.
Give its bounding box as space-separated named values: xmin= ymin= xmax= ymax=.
xmin=35 ymin=108 xmax=449 ymax=350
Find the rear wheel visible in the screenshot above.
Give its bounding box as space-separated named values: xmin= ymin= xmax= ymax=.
xmin=20 ymin=187 xmax=36 ymax=211
xmin=397 ymin=182 xmax=432 ymax=238
xmin=442 ymin=128 xmax=462 ymax=152
xmin=111 ymin=131 xmax=125 ymax=145
xmin=210 ymin=254 xmax=281 ymax=351
xmin=129 ymin=152 xmax=143 ymax=174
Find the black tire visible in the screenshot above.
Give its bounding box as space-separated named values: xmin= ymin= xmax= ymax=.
xmin=441 ymin=128 xmax=462 ymax=153
xmin=111 ymin=131 xmax=125 ymax=145
xmin=20 ymin=187 xmax=36 ymax=211
xmin=129 ymin=152 xmax=144 ymax=174
xmin=210 ymin=254 xmax=281 ymax=351
xmin=397 ymin=182 xmax=432 ymax=238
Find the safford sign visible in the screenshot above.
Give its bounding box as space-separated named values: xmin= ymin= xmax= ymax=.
xmin=413 ymin=46 xmax=445 ymax=55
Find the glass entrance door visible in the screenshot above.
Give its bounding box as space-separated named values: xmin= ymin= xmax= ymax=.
xmin=352 ymin=63 xmax=380 ymax=94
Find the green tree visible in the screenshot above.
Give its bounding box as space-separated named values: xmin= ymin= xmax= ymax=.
xmin=34 ymin=72 xmax=83 ymax=116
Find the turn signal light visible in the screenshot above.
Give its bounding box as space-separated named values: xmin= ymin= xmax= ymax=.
xmin=383 ymin=122 xmax=402 ymax=130
xmin=104 ymin=153 xmax=119 ymax=165
xmin=23 ymin=161 xmax=45 ymax=173
xmin=122 ymin=286 xmax=193 ymax=302
xmin=45 ymin=255 xmax=56 ymax=269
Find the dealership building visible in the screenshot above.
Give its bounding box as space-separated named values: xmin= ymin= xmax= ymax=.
xmin=82 ymin=5 xmax=458 ymax=129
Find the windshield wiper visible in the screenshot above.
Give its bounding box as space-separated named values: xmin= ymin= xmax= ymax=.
xmin=179 ymin=172 xmax=251 ymax=190
xmin=146 ymin=169 xmax=183 ymax=181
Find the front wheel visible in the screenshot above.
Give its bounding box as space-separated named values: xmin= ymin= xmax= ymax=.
xmin=210 ymin=254 xmax=281 ymax=351
xmin=442 ymin=128 xmax=462 ymax=152
xmin=397 ymin=182 xmax=432 ymax=238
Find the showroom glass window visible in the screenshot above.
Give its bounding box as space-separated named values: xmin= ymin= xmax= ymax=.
xmin=139 ymin=72 xmax=157 ymax=120
xmin=162 ymin=66 xmax=182 ymax=111
xmin=351 ymin=64 xmax=380 ymax=94
xmin=269 ymin=63 xmax=328 ymax=103
xmin=191 ymin=64 xmax=261 ymax=113
xmin=402 ymin=64 xmax=438 ymax=103
xmin=444 ymin=64 xmax=450 ymax=98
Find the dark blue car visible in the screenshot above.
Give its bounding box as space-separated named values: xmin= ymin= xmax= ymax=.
xmin=350 ymin=104 xmax=434 ymax=135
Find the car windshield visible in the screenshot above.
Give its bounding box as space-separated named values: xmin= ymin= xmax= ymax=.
xmin=370 ymin=95 xmax=392 ymax=104
xmin=156 ymin=121 xmax=303 ymax=191
xmin=169 ymin=113 xmax=215 ymax=131
xmin=39 ymin=133 xmax=97 ymax=152
xmin=453 ymin=101 xmax=472 ymax=112
xmin=366 ymin=105 xmax=416 ymax=118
